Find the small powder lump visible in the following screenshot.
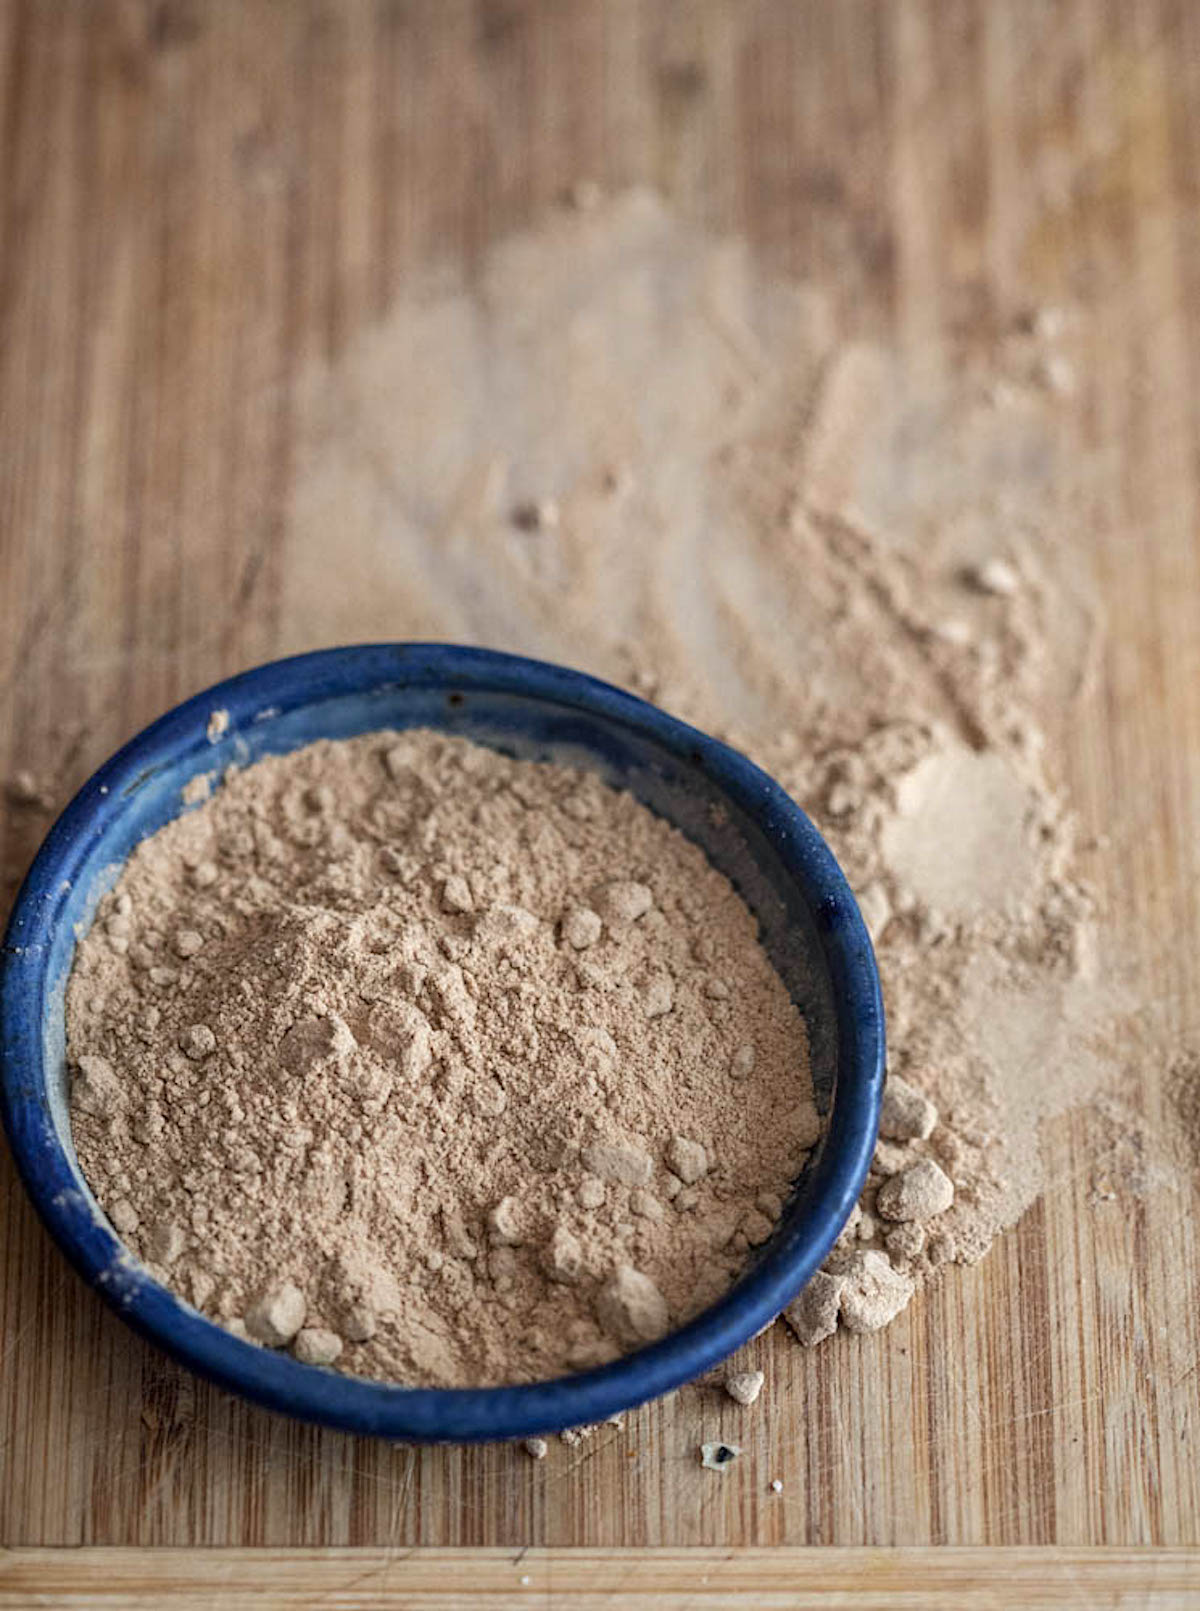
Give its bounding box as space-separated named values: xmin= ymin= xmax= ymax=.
xmin=66 ymin=729 xmax=814 ymax=1387
xmin=723 ymin=1368 xmax=765 ymax=1406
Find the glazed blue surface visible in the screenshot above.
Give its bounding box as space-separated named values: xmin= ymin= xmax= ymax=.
xmin=0 ymin=644 xmax=884 ymax=1442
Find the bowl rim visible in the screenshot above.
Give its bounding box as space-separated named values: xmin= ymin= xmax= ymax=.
xmin=0 ymin=642 xmax=883 ymax=1441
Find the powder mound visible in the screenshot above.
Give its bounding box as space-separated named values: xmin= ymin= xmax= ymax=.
xmin=280 ymin=191 xmax=1108 ymax=1356
xmin=66 ymin=728 xmax=813 ymax=1387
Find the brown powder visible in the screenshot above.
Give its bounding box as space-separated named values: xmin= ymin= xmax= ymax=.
xmin=54 ymin=188 xmax=1159 ymax=1379
xmin=276 ymin=190 xmax=1132 ymax=1345
xmin=66 ymin=729 xmax=814 ymax=1386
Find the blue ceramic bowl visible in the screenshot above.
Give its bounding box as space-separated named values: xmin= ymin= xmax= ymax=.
xmin=0 ymin=644 xmax=883 ymax=1442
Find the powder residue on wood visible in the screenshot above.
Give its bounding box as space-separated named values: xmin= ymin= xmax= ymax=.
xmin=66 ymin=730 xmax=814 ymax=1386
xmin=279 ymin=190 xmax=1121 ymax=1343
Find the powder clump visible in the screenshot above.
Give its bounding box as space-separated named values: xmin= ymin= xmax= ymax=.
xmin=878 ymin=1076 xmax=938 ymax=1143
xmin=876 ymin=1159 xmax=955 ymax=1223
xmin=838 ymin=1251 xmax=915 ymax=1334
xmin=783 ymin=1270 xmax=845 ymax=1349
xmin=67 ymin=729 xmax=813 ymax=1388
xmin=723 ymin=1369 xmax=765 ymax=1406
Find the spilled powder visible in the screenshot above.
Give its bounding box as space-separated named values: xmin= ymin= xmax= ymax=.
xmin=66 ymin=729 xmax=814 ymax=1385
xmin=279 ymin=190 xmax=1122 ymax=1343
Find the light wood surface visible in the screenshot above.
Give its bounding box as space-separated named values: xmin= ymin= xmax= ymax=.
xmin=3 ymin=1547 xmax=1200 ymax=1609
xmin=1 ymin=0 xmax=1199 ymax=1561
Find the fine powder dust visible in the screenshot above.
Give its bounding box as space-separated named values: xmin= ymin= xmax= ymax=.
xmin=66 ymin=730 xmax=815 ymax=1386
xmin=273 ymin=190 xmax=1131 ymax=1343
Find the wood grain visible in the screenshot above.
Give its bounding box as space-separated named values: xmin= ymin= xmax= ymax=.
xmin=3 ymin=1547 xmax=1200 ymax=1609
xmin=1 ymin=0 xmax=1199 ymax=1553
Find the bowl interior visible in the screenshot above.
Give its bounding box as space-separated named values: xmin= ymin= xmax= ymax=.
xmin=2 ymin=645 xmax=878 ymax=1440
xmin=40 ymin=666 xmax=841 ymax=1145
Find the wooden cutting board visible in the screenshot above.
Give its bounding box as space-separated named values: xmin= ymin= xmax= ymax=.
xmin=1 ymin=0 xmax=1198 ymax=1590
